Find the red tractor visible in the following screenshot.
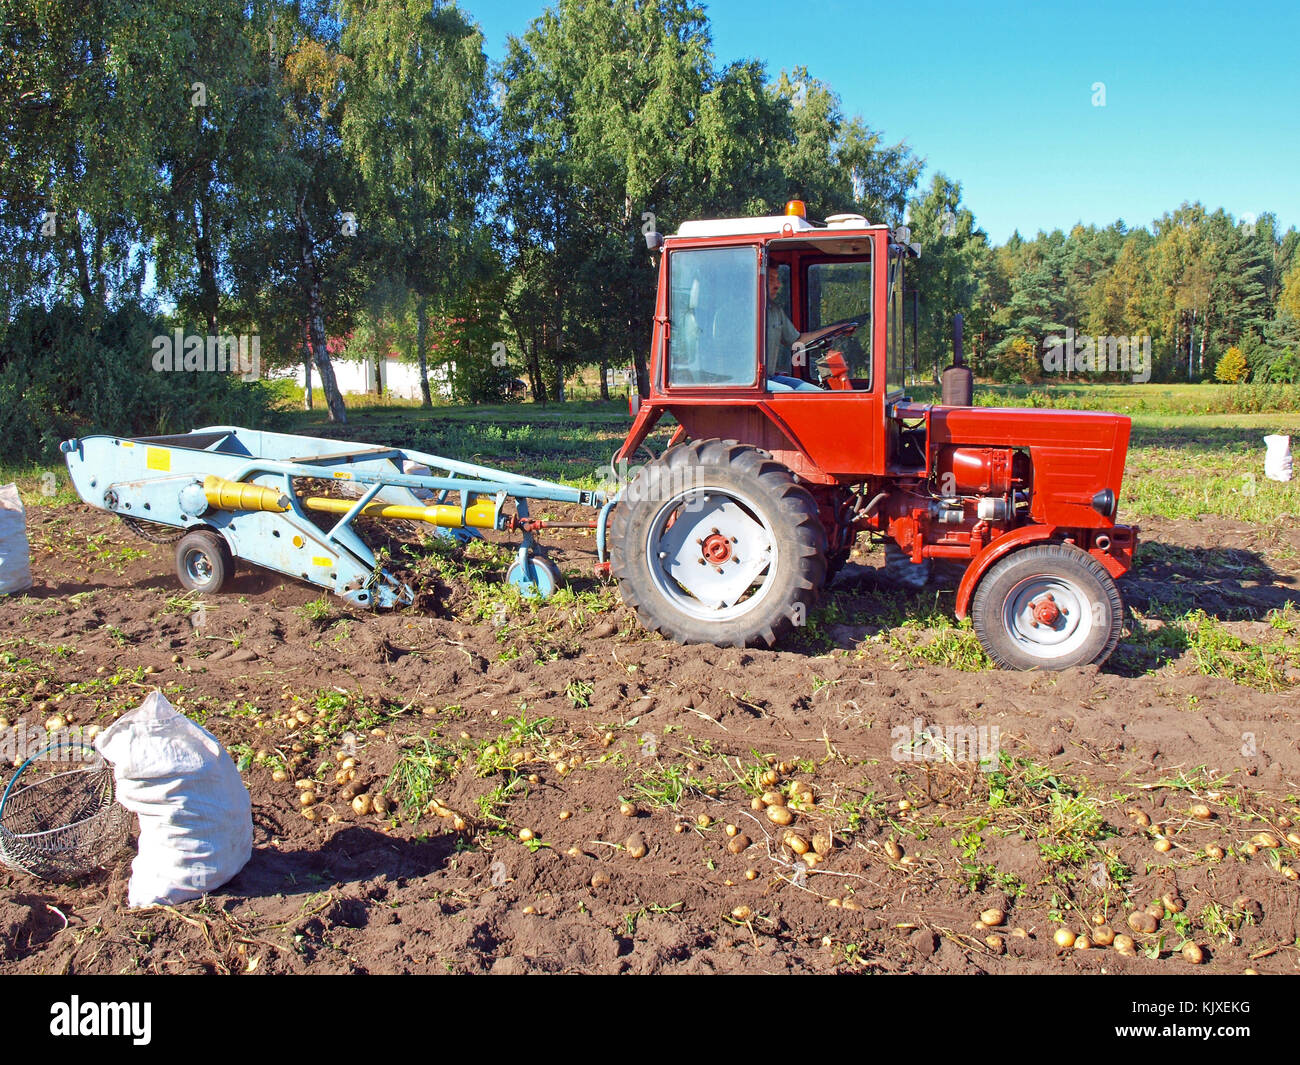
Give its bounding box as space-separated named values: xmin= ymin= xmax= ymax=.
xmin=609 ymin=202 xmax=1137 ymax=670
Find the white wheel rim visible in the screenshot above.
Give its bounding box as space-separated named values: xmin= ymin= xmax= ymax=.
xmin=184 ymin=548 xmax=214 ymax=588
xmin=645 ymin=485 xmax=778 ymax=622
xmin=1000 ymin=573 xmax=1095 ymax=662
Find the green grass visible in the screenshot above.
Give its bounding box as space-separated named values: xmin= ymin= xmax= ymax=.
xmin=0 ymin=464 xmax=80 ymax=507
xmin=630 ymin=762 xmax=691 ymax=809
xmin=1117 ymin=605 xmax=1298 ymax=690
xmin=387 ymin=736 xmax=458 ymax=818
xmin=1122 ymin=416 xmax=1300 ymax=522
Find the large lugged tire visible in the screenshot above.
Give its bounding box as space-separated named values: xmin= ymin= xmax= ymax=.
xmin=610 ymin=439 xmax=827 ymax=648
xmin=971 ymin=543 xmax=1123 ymax=670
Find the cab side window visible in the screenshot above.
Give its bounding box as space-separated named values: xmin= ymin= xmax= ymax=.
xmin=806 ymin=260 xmax=872 ymax=385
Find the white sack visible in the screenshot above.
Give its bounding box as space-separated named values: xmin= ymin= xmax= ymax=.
xmin=1264 ymin=434 xmax=1292 ymax=483
xmin=95 ymin=690 xmax=253 ymax=907
xmin=0 ymin=483 xmax=32 ymax=596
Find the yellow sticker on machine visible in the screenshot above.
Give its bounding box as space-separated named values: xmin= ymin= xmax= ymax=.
xmin=332 ymin=471 xmax=352 ymax=480
xmin=145 ymin=447 xmax=171 ymax=471
xmin=312 ymin=556 xmax=333 ymax=567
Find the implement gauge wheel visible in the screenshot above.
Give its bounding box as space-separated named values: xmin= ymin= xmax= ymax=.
xmin=506 ymin=556 xmax=561 ymax=599
xmin=175 ymin=529 xmax=235 ymax=594
xmin=971 ymin=542 xmax=1123 ymax=670
xmin=610 ymin=439 xmax=827 ymax=648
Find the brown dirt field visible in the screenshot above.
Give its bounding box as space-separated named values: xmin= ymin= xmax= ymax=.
xmin=1 ymin=504 xmax=1298 ymax=975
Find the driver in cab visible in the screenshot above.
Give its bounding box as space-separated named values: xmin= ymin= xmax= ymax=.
xmin=766 ymin=266 xmax=821 ymax=392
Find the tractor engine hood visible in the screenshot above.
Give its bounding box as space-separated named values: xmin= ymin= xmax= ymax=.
xmin=920 ymin=403 xmax=1132 ymax=529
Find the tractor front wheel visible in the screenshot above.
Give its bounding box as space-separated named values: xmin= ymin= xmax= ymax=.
xmin=610 ymin=439 xmax=826 ymax=648
xmin=971 ymin=543 xmax=1123 ymax=670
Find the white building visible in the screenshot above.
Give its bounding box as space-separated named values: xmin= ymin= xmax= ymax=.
xmin=282 ymin=355 xmax=454 ymax=400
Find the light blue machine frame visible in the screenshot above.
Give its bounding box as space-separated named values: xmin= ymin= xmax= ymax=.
xmin=61 ymin=426 xmax=613 ymax=608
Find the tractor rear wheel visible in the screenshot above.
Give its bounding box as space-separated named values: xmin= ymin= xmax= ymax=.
xmin=610 ymin=439 xmax=826 ymax=648
xmin=971 ymin=543 xmax=1123 ymax=670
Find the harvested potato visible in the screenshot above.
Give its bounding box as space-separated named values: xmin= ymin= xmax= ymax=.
xmin=726 ymin=834 xmax=751 ymax=855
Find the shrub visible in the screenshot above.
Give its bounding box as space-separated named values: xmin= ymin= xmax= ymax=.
xmin=0 ymin=301 xmax=283 ymax=462
xmin=1214 ymin=345 xmax=1249 ymax=384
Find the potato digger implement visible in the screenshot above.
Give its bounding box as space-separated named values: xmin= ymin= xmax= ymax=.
xmin=63 ymin=202 xmax=1138 ymax=671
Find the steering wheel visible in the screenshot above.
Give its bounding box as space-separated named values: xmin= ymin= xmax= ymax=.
xmin=792 ymin=319 xmax=860 ymax=379
xmin=799 ymin=320 xmax=859 ymax=355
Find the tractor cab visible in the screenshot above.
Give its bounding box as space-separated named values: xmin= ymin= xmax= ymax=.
xmin=625 ymin=201 xmax=922 ymax=484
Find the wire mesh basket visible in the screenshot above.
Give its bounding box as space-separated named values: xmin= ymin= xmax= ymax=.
xmin=0 ymin=742 xmax=132 ymax=881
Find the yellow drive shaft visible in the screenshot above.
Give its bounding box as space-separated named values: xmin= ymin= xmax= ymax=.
xmin=202 ymin=474 xmax=495 ymax=529
xmin=301 ymin=496 xmax=497 ymax=529
xmin=203 ymin=475 xmax=290 ymax=512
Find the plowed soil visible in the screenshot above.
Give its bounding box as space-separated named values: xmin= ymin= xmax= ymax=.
xmin=1 ymin=503 xmax=1298 ymax=975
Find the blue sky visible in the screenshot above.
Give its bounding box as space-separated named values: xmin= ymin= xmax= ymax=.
xmin=463 ymin=0 xmax=1300 ymax=243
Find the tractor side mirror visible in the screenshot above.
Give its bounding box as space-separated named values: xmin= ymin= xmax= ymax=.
xmin=644 ymin=231 xmax=664 ymax=251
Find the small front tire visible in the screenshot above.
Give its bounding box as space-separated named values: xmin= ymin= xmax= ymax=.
xmin=971 ymin=543 xmax=1122 ymax=670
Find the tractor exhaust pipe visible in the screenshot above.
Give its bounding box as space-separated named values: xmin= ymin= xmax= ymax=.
xmin=941 ymin=313 xmax=973 ymax=407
